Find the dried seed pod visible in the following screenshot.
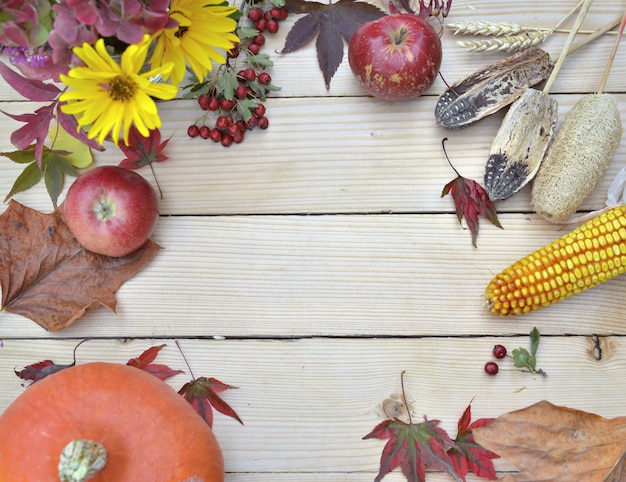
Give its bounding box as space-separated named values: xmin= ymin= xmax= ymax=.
xmin=531 ymin=94 xmax=623 ymax=223
xmin=434 ymin=47 xmax=553 ymax=129
xmin=484 ymin=88 xmax=558 ymax=200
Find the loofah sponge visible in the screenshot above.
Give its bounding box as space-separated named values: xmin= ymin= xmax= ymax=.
xmin=531 ymin=94 xmax=623 ymax=223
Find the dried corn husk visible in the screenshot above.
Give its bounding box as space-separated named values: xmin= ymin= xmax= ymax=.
xmin=434 ymin=47 xmax=553 ymax=129
xmin=484 ymin=89 xmax=558 ymax=200
xmin=531 ymin=94 xmax=623 ymax=223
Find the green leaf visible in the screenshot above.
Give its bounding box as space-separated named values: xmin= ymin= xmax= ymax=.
xmin=3 ymin=162 xmax=43 ymax=202
xmin=217 ymin=71 xmax=239 ymax=100
xmin=43 ymin=153 xmax=66 ymax=209
xmin=512 ymin=348 xmax=530 ymax=369
xmin=530 ymin=327 xmax=541 ymax=357
xmin=238 ymin=26 xmax=260 ymax=39
xmin=48 ymin=123 xmax=94 ymax=169
xmin=1 ymin=146 xmax=37 ymax=164
xmin=246 ymin=53 xmax=274 ymax=69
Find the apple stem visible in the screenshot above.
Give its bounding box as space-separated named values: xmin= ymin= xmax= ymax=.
xmin=394 ymin=27 xmax=409 ymax=45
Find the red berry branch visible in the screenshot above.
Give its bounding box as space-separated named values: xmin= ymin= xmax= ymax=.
xmin=183 ymin=0 xmax=286 ymax=147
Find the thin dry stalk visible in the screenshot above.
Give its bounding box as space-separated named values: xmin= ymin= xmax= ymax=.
xmin=597 ymin=11 xmax=626 ymax=94
xmin=542 ymin=0 xmax=594 ymax=94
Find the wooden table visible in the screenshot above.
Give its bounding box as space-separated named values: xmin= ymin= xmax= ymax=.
xmin=1 ymin=0 xmax=625 ymax=479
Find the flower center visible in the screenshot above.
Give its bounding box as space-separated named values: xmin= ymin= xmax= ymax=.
xmin=175 ymin=26 xmax=188 ymax=39
xmin=108 ymin=74 xmax=137 ymax=102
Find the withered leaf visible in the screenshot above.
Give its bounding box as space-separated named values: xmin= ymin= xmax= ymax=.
xmin=473 ymin=400 xmax=626 ymax=481
xmin=281 ymin=0 xmax=385 ymax=88
xmin=0 ymin=200 xmax=161 ymax=331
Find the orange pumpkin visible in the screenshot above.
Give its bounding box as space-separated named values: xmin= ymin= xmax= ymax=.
xmin=0 ymin=362 xmax=224 ymax=481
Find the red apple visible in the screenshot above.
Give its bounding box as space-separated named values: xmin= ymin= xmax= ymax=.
xmin=348 ymin=14 xmax=442 ymax=102
xmin=63 ymin=166 xmax=159 ymax=257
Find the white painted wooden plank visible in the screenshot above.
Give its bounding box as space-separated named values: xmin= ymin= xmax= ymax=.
xmin=0 ymin=337 xmax=623 ymax=475
xmin=1 ymin=214 xmax=625 ymax=338
xmin=1 ymin=94 xmax=624 ymax=215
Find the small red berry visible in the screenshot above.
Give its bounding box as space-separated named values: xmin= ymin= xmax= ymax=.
xmin=232 ymin=132 xmax=245 ymax=144
xmin=215 ymin=115 xmax=231 ymax=130
xmin=242 ymin=68 xmax=257 ymax=82
xmin=227 ymin=123 xmax=241 ymax=137
xmin=255 ymin=18 xmax=267 ymax=32
xmin=227 ymin=48 xmax=239 ymax=59
xmin=236 ymin=84 xmax=248 ymax=99
xmin=253 ymin=34 xmax=266 ymax=46
xmin=484 ymin=361 xmax=499 ymax=376
xmin=199 ymin=125 xmax=211 ymax=139
xmin=257 ymin=72 xmax=271 ymax=85
xmin=221 ymin=134 xmax=233 ymax=147
xmin=493 ymin=344 xmax=507 ymax=359
xmin=253 ymin=103 xmax=266 ymax=117
xmin=248 ymin=43 xmax=261 ymax=55
xmin=198 ymin=93 xmax=211 ymax=110
xmin=209 ymin=128 xmax=223 ymax=143
xmin=257 ymin=115 xmax=269 ymax=129
xmin=220 ymin=98 xmax=236 ymax=110
xmin=187 ymin=125 xmax=200 ymax=138
xmin=270 ymin=7 xmax=282 ymax=19
xmin=279 ymin=7 xmax=288 ymax=20
xmin=208 ymin=96 xmax=220 ymax=111
xmin=267 ymin=19 xmax=279 ymax=33
xmin=248 ymin=8 xmax=263 ymax=22
xmin=263 ymin=11 xmax=271 ymax=20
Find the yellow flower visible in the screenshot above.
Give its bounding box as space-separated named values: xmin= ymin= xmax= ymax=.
xmin=150 ymin=0 xmax=240 ymax=87
xmin=59 ymin=35 xmax=177 ymax=146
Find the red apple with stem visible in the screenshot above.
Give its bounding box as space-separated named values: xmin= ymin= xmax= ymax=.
xmin=348 ymin=13 xmax=442 ymax=102
xmin=63 ymin=166 xmax=159 ymax=257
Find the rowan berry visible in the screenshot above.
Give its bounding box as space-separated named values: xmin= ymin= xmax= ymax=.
xmin=248 ymin=8 xmax=263 ymax=22
xmin=493 ymin=344 xmax=507 ymax=359
xmin=187 ymin=125 xmax=200 ymax=138
xmin=248 ymin=43 xmax=261 ymax=55
xmin=257 ymin=72 xmax=271 ymax=85
xmin=199 ymin=125 xmax=211 ymax=139
xmin=221 ymin=134 xmax=233 ymax=147
xmin=267 ymin=19 xmax=279 ymax=33
xmin=484 ymin=361 xmax=499 ymax=376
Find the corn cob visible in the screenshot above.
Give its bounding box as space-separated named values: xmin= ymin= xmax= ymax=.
xmin=486 ymin=205 xmax=626 ymax=315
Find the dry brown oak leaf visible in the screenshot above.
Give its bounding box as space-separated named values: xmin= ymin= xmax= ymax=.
xmin=0 ymin=200 xmax=160 ymax=331
xmin=473 ymin=400 xmax=626 ymax=482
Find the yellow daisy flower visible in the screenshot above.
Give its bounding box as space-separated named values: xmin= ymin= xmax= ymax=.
xmin=150 ymin=0 xmax=240 ymax=87
xmin=59 ymin=35 xmax=178 ymax=146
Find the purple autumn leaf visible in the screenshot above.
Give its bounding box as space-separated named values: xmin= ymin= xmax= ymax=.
xmin=2 ymin=103 xmax=55 ymax=165
xmin=0 ymin=62 xmax=61 ymax=101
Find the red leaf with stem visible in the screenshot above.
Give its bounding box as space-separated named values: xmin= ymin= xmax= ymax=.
xmin=175 ymin=341 xmax=243 ymax=428
xmin=119 ymin=126 xmax=170 ymax=197
xmin=448 ymin=403 xmax=499 ymax=480
xmin=363 ymin=372 xmax=463 ymax=482
xmin=441 ymin=138 xmax=502 ymax=247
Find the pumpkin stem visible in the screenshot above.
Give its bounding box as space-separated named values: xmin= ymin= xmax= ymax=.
xmin=58 ymin=439 xmax=107 ymax=482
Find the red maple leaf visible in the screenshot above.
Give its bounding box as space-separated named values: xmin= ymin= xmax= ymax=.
xmin=363 ymin=417 xmax=462 ymax=482
xmin=118 ymin=126 xmax=170 ymax=169
xmin=178 ymin=377 xmax=243 ymax=428
xmin=448 ymin=403 xmax=499 ymax=480
xmin=441 ymin=138 xmax=502 ymax=247
xmin=126 ymin=344 xmax=184 ymax=381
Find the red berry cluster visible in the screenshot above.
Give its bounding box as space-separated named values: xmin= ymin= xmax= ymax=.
xmin=247 ymin=6 xmax=288 ymax=37
xmin=186 ymin=1 xmax=286 ymax=147
xmin=187 ymin=70 xmax=270 ymax=147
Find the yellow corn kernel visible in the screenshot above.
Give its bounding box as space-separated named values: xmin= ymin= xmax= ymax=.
xmin=486 ymin=205 xmax=626 ymax=315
